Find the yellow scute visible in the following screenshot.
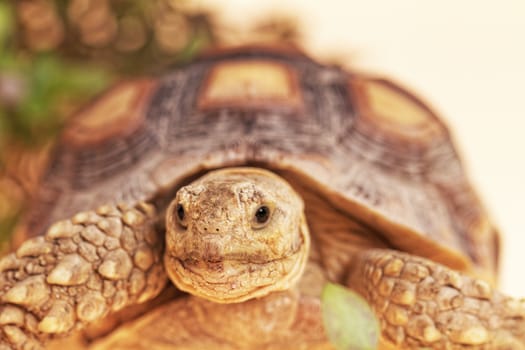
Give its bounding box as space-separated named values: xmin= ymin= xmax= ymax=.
xmin=63 ymin=79 xmax=156 ymax=146
xmin=207 ymin=62 xmax=291 ymax=99
xmin=365 ymin=80 xmax=431 ymax=126
xmin=199 ymin=60 xmax=301 ymax=110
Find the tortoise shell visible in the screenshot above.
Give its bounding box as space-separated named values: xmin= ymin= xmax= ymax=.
xmin=8 ymin=45 xmax=498 ymax=283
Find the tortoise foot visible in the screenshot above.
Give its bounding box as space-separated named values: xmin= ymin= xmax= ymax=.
xmin=347 ymin=249 xmax=525 ymax=349
xmin=0 ymin=203 xmax=166 ymax=349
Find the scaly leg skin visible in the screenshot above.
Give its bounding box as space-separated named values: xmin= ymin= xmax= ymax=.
xmin=0 ymin=202 xmax=167 ymax=350
xmin=346 ymin=249 xmax=525 ymax=350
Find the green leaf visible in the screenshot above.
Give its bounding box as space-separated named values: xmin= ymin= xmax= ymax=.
xmin=322 ymin=283 xmax=380 ymax=350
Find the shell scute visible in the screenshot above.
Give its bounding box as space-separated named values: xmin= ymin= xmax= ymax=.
xmin=197 ymin=60 xmax=303 ymax=112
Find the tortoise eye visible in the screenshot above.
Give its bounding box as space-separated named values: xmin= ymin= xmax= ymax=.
xmin=176 ymin=203 xmax=187 ymax=227
xmin=253 ymin=205 xmax=271 ymax=228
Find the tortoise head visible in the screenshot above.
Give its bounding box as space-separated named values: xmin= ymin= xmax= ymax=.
xmin=164 ymin=167 xmax=310 ymax=303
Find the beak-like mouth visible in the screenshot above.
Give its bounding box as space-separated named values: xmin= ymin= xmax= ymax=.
xmin=175 ymin=238 xmax=304 ymax=266
xmin=166 ymin=251 xmax=307 ymax=303
xmin=182 ymin=259 xmax=224 ymax=272
xmin=165 ymin=238 xmax=309 ymax=304
xmin=177 ymin=257 xmax=278 ymax=283
xmin=175 ymin=245 xmax=304 ymax=279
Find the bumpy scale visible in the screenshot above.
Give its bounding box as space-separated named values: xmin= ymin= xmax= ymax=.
xmin=0 ymin=203 xmax=166 ymax=349
xmin=347 ymin=249 xmax=525 ymax=349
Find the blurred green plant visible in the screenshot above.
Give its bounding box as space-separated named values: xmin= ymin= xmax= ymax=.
xmin=0 ymin=0 xmax=219 ymax=148
xmin=0 ymin=54 xmax=110 ymax=145
xmin=322 ymin=283 xmax=380 ymax=350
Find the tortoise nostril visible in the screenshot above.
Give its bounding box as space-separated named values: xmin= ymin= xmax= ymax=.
xmin=215 ymin=228 xmax=219 ymax=232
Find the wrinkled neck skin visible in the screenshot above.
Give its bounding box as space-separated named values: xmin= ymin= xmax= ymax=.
xmin=164 ymin=167 xmax=310 ymax=303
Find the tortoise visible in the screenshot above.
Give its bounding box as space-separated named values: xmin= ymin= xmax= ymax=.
xmin=0 ymin=45 xmax=524 ymax=350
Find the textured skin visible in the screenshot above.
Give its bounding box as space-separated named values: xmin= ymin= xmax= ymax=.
xmin=0 ymin=203 xmax=166 ymax=349
xmin=347 ymin=249 xmax=525 ymax=349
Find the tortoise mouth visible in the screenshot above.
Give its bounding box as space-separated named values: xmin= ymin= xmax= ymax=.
xmin=177 ymin=254 xmax=296 ymax=283
xmin=165 ymin=240 xmax=309 ymax=303
xmin=175 ymin=241 xmax=304 ymax=267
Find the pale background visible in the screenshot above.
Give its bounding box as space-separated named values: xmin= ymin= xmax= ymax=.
xmin=193 ymin=0 xmax=525 ymax=296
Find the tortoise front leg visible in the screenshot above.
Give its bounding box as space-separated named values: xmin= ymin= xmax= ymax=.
xmin=0 ymin=203 xmax=167 ymax=349
xmin=346 ymin=249 xmax=525 ymax=349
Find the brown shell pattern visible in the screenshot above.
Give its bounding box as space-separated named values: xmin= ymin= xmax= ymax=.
xmin=15 ymin=47 xmax=498 ymax=281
